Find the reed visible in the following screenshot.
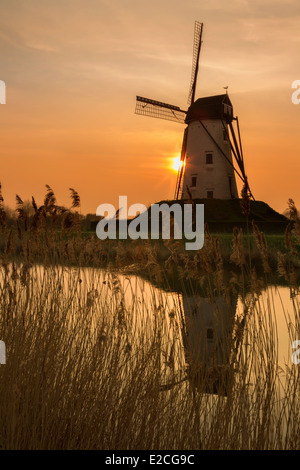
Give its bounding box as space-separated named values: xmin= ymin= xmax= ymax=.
xmin=0 ymin=185 xmax=299 ymax=449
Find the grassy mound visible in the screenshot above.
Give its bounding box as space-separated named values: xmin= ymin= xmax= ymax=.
xmin=148 ymin=198 xmax=289 ymax=233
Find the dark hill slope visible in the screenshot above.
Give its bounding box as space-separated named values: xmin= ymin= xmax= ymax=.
xmin=146 ymin=199 xmax=289 ymax=233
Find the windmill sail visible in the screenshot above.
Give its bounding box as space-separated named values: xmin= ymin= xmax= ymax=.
xmin=135 ymin=96 xmax=186 ymax=124
xmin=187 ymin=21 xmax=203 ymax=106
xmin=173 ymin=22 xmax=204 ymax=200
xmin=174 ymin=127 xmax=189 ymax=200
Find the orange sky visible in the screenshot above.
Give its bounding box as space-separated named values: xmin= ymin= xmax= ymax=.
xmin=0 ymin=0 xmax=300 ymax=215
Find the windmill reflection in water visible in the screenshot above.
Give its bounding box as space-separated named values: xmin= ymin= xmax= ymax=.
xmin=160 ymin=291 xmax=246 ymax=397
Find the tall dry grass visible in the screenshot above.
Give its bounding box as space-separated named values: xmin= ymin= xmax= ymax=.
xmin=0 ymin=185 xmax=299 ymax=449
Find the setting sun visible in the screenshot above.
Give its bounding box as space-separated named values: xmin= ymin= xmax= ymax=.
xmin=170 ymin=155 xmax=185 ymax=173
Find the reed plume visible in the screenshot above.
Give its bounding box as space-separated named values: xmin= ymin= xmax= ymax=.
xmin=44 ymin=184 xmax=56 ymax=214
xmin=69 ymin=188 xmax=80 ymax=210
xmin=230 ymin=227 xmax=246 ymax=267
xmin=240 ymin=177 xmax=250 ymax=217
xmin=0 ymin=182 xmax=6 ymax=229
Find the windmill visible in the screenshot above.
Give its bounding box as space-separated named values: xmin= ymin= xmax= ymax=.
xmin=135 ymin=21 xmax=253 ymax=201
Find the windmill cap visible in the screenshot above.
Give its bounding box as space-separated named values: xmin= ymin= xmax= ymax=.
xmin=185 ymin=94 xmax=234 ymax=123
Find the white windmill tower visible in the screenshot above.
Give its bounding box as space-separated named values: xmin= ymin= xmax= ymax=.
xmin=135 ymin=22 xmax=253 ymax=201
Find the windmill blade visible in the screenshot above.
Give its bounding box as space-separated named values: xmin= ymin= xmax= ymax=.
xmin=199 ymin=119 xmax=255 ymax=200
xmin=236 ymin=116 xmax=245 ymax=171
xmin=228 ymin=121 xmax=246 ymax=177
xmin=197 ymin=119 xmax=245 ymax=183
xmin=135 ymin=96 xmax=186 ymax=124
xmin=221 ymin=120 xmax=245 ymax=176
xmin=187 ymin=21 xmax=204 ymax=107
xmin=174 ymin=127 xmax=189 ymax=199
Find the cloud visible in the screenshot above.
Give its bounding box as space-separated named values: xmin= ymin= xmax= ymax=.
xmin=24 ymin=41 xmax=58 ymax=52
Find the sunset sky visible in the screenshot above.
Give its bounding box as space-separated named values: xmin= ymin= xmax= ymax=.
xmin=0 ymin=0 xmax=299 ymax=215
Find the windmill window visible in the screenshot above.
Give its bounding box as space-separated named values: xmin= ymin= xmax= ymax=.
xmin=223 ymin=104 xmax=233 ymax=116
xmin=206 ymin=153 xmax=213 ymax=164
xmin=191 ymin=175 xmax=197 ymax=188
xmin=207 ymin=190 xmax=214 ymax=199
